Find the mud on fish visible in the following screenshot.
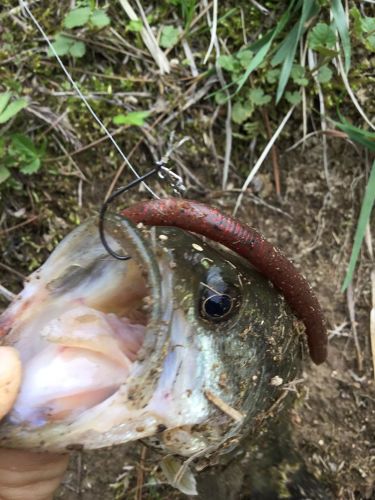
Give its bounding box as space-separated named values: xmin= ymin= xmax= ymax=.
xmin=0 ymin=214 xmax=303 ymax=474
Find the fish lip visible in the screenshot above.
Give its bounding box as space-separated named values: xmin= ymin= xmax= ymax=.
xmin=104 ymin=214 xmax=172 ymax=409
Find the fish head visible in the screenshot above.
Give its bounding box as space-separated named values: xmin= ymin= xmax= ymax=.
xmin=0 ymin=215 xmax=302 ymax=456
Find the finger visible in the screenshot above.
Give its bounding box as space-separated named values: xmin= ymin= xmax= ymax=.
xmin=0 ymin=449 xmax=69 ymax=500
xmin=0 ymin=347 xmax=22 ymax=420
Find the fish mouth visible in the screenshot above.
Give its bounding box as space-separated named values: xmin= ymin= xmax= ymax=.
xmin=0 ymin=215 xmax=180 ymax=448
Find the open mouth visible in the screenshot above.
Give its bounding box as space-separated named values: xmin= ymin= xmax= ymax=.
xmin=0 ymin=217 xmax=215 ymax=453
xmin=0 ymin=215 xmax=161 ymax=427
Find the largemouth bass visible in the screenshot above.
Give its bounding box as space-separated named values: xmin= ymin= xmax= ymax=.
xmin=0 ymin=209 xmax=306 ymax=454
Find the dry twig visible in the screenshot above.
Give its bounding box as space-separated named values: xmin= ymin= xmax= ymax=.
xmin=118 ymin=0 xmax=170 ymax=74
xmin=204 ymin=389 xmax=244 ymax=422
xmin=0 ymin=285 xmax=15 ymax=302
xmin=233 ymin=106 xmax=295 ymax=216
xmin=203 ymin=0 xmax=218 ymax=64
xmin=135 ymin=445 xmax=147 ymax=500
xmin=0 ymin=263 xmax=25 ymax=280
xmin=0 ymin=215 xmax=39 ymax=236
xmin=308 ymin=49 xmax=331 ymax=189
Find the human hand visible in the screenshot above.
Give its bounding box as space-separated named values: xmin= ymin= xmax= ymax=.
xmin=0 ymin=347 xmax=21 ymax=420
xmin=0 ymin=346 xmax=69 ymax=500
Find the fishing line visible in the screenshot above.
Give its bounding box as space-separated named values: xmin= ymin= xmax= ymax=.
xmin=19 ymin=0 xmax=158 ymax=198
xmin=19 ymin=2 xmax=189 ymax=261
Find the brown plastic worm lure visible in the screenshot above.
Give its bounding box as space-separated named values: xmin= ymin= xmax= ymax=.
xmin=122 ymin=198 xmax=328 ymax=365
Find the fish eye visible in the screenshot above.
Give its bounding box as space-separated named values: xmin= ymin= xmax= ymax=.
xmin=201 ymin=293 xmax=233 ymax=321
xmin=198 ymin=264 xmax=242 ymax=323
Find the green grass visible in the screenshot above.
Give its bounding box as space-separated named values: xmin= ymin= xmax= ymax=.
xmin=342 ymin=159 xmax=375 ymax=292
xmin=0 ymin=0 xmax=374 ymax=285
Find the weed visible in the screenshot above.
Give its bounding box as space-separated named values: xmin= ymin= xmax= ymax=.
xmin=48 ymin=1 xmax=110 ymax=59
xmin=0 ymin=92 xmax=44 ymax=185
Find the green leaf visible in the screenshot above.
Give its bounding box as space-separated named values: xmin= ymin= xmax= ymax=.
xmin=179 ymin=0 xmax=197 ymax=30
xmin=243 ymin=121 xmax=260 ymax=138
xmin=334 ymin=116 xmax=375 ymax=152
xmin=63 ymin=7 xmax=91 ymax=29
xmin=218 ymin=55 xmax=237 ymax=72
xmin=272 ymin=23 xmax=301 ymax=102
xmin=290 ymin=64 xmax=309 ymax=86
xmin=90 ymin=9 xmax=110 ymax=28
xmin=248 ymin=88 xmax=271 ymax=106
xmin=113 ymin=111 xmax=150 ymax=126
xmin=0 ymin=98 xmax=28 ymax=124
xmin=331 ymin=0 xmax=351 ymax=73
xmin=160 ymin=26 xmax=179 ymax=49
xmin=234 ymin=0 xmax=297 ymax=95
xmin=233 ymin=0 xmax=301 ymax=94
xmin=236 ymin=33 xmax=273 ymax=91
xmin=0 ymin=92 xmax=12 ymax=115
xmin=0 ymin=166 xmax=10 ymax=184
xmin=366 ymin=34 xmax=375 ymax=51
xmin=0 ymin=137 xmax=5 ymax=155
xmin=273 ymin=1 xmax=319 ymax=103
xmin=236 ymin=50 xmax=253 ymax=69
xmin=265 ymin=68 xmax=280 ymax=84
xmin=232 ymin=100 xmax=254 ymax=124
xmin=271 ymin=24 xmax=298 ymax=67
xmin=48 ymin=34 xmax=73 ymax=56
xmin=69 ymin=41 xmax=86 ymax=58
xmin=359 ymin=16 xmax=375 ymax=50
xmin=128 ymin=19 xmax=143 ymax=32
xmin=342 ymin=160 xmax=375 ymax=291
xmin=285 ymin=90 xmax=302 ymax=105
xmin=350 ymin=6 xmax=363 ymax=38
xmin=361 ymin=16 xmax=375 ymax=33
xmin=214 ymin=91 xmax=227 ymax=105
xmin=317 ymin=46 xmax=339 ymax=57
xmin=308 ymin=23 xmax=337 ymax=50
xmin=11 ymin=134 xmax=38 ymax=156
xmin=20 ymin=158 xmax=41 ymax=175
xmin=317 ymin=64 xmax=333 ymax=83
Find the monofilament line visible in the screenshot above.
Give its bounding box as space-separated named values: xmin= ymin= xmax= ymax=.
xmin=19 ymin=0 xmax=158 ymax=199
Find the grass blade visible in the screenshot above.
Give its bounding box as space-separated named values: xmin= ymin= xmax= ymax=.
xmin=274 ymin=0 xmax=319 ymax=103
xmin=331 ymin=0 xmax=351 ymax=73
xmin=274 ymin=23 xmax=299 ymax=102
xmin=0 ymin=92 xmax=11 ymax=115
xmin=0 ymin=98 xmax=28 ymax=124
xmin=342 ymin=160 xmax=375 ymax=291
xmin=334 ymin=115 xmax=375 ymax=152
xmin=235 ymin=0 xmax=299 ymax=93
xmin=203 ymin=0 xmax=218 ymax=64
xmin=236 ymin=31 xmax=274 ymax=90
xmin=233 ymin=105 xmax=295 ymax=216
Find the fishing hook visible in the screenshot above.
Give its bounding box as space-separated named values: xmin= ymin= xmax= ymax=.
xmin=99 ymin=162 xmax=165 ymax=260
xmin=99 ymin=136 xmax=189 ymax=260
xmin=99 ymin=139 xmax=190 ymax=260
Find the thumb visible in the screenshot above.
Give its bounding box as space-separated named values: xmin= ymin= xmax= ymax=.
xmin=0 ymin=346 xmax=22 ymax=420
